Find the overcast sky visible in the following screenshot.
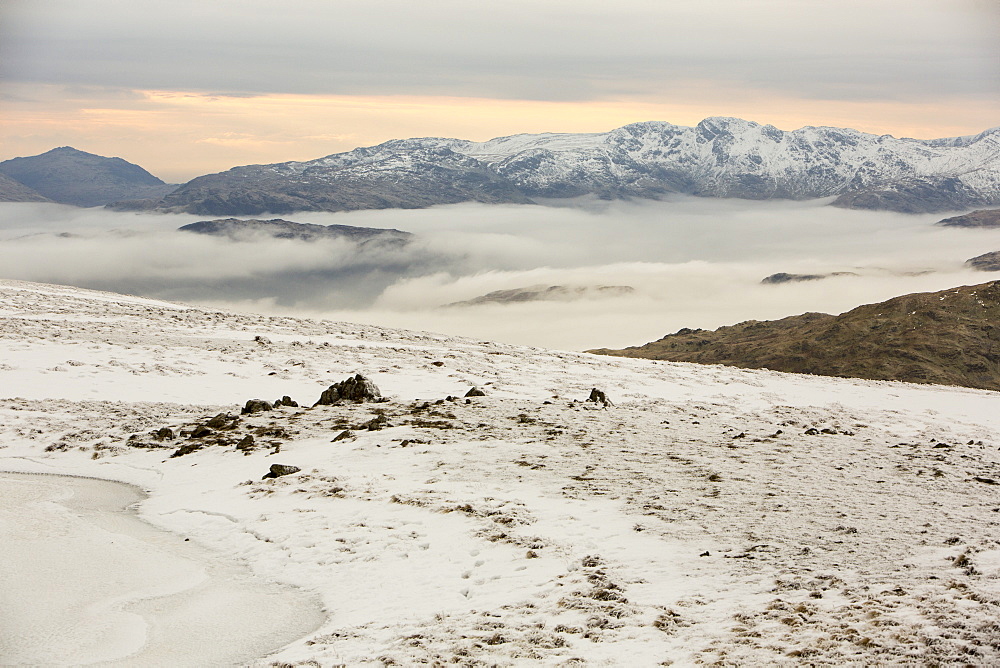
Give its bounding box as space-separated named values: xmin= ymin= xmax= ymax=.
xmin=1 ymin=0 xmax=998 ymax=181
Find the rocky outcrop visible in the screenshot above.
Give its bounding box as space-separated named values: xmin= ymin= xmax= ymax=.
xmin=315 ymin=374 xmax=382 ymax=405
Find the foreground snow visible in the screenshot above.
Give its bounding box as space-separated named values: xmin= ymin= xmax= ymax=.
xmin=2 ymin=278 xmax=1000 ymax=665
xmin=0 ymin=472 xmax=322 ymax=666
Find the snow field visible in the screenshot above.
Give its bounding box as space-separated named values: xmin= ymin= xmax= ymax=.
xmin=0 ymin=472 xmax=324 ymax=666
xmin=2 ymin=279 xmax=1000 ymax=665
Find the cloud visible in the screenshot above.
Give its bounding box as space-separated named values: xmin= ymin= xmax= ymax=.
xmin=3 ymin=0 xmax=996 ymax=104
xmin=1 ymin=198 xmax=997 ymax=349
xmin=2 ymin=1 xmax=996 ymax=182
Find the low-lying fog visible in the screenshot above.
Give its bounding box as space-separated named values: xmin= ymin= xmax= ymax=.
xmin=1 ymin=198 xmax=996 ymax=350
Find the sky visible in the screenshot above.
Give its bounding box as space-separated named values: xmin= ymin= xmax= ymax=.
xmin=1 ymin=199 xmax=996 ymax=350
xmin=1 ymin=0 xmax=998 ymax=182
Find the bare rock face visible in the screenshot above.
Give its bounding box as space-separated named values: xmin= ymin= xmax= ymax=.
xmin=315 ymin=374 xmax=381 ymax=406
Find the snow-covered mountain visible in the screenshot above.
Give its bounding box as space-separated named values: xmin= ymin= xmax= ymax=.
xmin=142 ymin=117 xmax=1000 ymax=215
xmin=2 ymin=279 xmax=1000 ymax=665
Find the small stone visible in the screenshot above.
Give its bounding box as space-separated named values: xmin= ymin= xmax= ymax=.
xmin=170 ymin=442 xmax=203 ymax=458
xmin=365 ymin=414 xmax=390 ymax=431
xmin=262 ymin=464 xmax=300 ymax=479
xmin=586 ymin=388 xmax=612 ymax=406
xmin=465 ymin=387 xmax=487 ymax=397
xmin=331 ymin=429 xmax=354 ymax=442
xmin=153 ymin=427 xmax=174 ymax=441
xmin=190 ymin=424 xmax=213 ymax=439
xmin=206 ymin=413 xmax=230 ymax=429
xmin=236 ymin=435 xmax=255 ymax=452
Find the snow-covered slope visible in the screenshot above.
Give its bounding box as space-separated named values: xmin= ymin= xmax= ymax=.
xmin=149 ymin=118 xmax=1000 ymax=215
xmin=2 ymin=279 xmax=1000 ymax=665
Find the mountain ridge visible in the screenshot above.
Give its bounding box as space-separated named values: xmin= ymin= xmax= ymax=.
xmin=113 ymin=117 xmax=1000 ymax=215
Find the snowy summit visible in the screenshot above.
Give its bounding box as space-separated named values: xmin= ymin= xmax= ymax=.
xmin=115 ymin=118 xmax=1000 ymax=216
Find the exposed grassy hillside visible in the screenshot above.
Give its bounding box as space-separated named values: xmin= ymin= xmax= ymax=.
xmin=590 ymin=281 xmax=1000 ymax=391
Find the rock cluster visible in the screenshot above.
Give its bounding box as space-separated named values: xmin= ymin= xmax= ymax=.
xmin=315 ymin=374 xmax=381 ymax=405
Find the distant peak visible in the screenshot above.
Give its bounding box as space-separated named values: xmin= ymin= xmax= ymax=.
xmin=697 ymin=116 xmax=760 ymax=127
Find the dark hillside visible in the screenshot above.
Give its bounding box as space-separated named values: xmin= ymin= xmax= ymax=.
xmin=590 ymin=281 xmax=1000 ymax=391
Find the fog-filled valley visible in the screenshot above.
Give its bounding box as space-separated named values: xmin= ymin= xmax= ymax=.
xmin=1 ymin=198 xmax=996 ymax=349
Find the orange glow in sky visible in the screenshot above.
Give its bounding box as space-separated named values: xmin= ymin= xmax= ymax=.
xmin=2 ymin=85 xmax=996 ymax=183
